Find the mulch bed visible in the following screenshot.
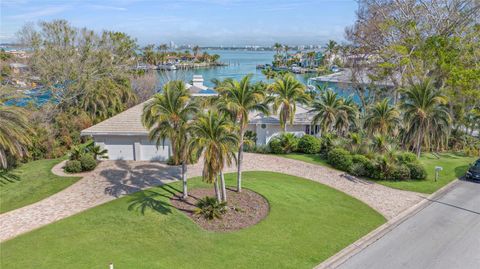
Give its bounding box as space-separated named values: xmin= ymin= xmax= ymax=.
xmin=170 ymin=187 xmax=269 ymax=232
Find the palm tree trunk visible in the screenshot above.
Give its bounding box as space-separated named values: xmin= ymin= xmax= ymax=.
xmin=220 ymin=171 xmax=227 ymax=202
xmin=237 ymin=127 xmax=244 ymax=192
xmin=416 ymin=129 xmax=423 ymax=158
xmin=181 ymin=161 xmax=188 ymax=199
xmin=214 ymin=178 xmax=221 ymax=202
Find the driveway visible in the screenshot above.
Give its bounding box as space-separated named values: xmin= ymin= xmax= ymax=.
xmin=338 ymin=180 xmax=480 ymax=269
xmin=0 ymin=153 xmax=423 ymax=242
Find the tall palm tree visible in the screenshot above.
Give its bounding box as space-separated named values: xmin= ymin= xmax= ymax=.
xmin=142 ymin=81 xmax=198 ymax=199
xmin=273 ymin=43 xmax=283 ymax=65
xmin=283 ymin=45 xmax=290 ymax=65
xmin=324 ymin=40 xmax=338 ymax=66
xmin=0 ymin=94 xmax=32 ymax=168
xmin=310 ymin=89 xmax=342 ymax=134
xmin=401 ymin=80 xmax=451 ymax=157
xmin=269 ymin=74 xmax=310 ymax=132
xmin=306 ymin=51 xmax=316 ymax=68
xmin=217 ymin=75 xmax=269 ymax=192
xmin=364 ymin=98 xmax=401 ymax=136
xmin=188 ymin=111 xmax=238 ymax=202
xmin=192 ymin=45 xmax=201 ymax=60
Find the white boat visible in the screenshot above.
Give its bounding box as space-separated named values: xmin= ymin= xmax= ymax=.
xmin=158 ymin=63 xmax=177 ymax=70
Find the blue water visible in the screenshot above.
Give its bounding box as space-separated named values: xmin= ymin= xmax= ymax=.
xmin=156 ymin=49 xmax=317 ymax=87
xmin=6 ymin=50 xmax=324 ymax=106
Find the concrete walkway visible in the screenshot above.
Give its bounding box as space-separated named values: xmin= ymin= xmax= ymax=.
xmin=0 ymin=153 xmax=423 ymax=242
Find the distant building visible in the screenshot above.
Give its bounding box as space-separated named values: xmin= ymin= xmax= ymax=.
xmin=9 ymin=63 xmax=29 ymax=74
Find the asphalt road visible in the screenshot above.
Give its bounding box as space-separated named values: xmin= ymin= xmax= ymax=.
xmin=339 ymin=180 xmax=480 ymax=269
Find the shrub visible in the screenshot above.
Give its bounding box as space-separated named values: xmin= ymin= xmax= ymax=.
xmin=195 ymin=196 xmax=227 ymax=220
xmin=390 ymin=164 xmax=411 ymax=181
xmin=268 ymin=138 xmax=285 ymax=154
xmin=327 ymin=148 xmax=353 ymax=171
xmin=79 ymin=154 xmax=97 ymax=171
xmin=407 ymin=162 xmax=427 ymax=180
xmin=268 ymin=133 xmax=299 ymax=154
xmin=297 ymin=135 xmax=321 ymax=154
xmin=396 ymin=152 xmax=418 ymax=164
xmin=64 ymin=160 xmax=82 ymax=173
xmin=350 ymin=154 xmax=374 ymax=177
xmin=350 ymin=163 xmax=367 ymax=177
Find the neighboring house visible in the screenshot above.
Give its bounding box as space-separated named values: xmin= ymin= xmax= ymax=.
xmin=9 ymin=63 xmax=29 ymax=74
xmin=81 ymin=76 xmax=317 ymax=161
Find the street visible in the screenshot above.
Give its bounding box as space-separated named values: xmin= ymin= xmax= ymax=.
xmin=339 ymin=180 xmax=480 ymax=269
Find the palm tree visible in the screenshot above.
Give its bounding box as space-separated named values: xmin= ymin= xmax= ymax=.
xmin=0 ymin=95 xmax=32 ymax=168
xmin=273 ymin=43 xmax=283 ymax=65
xmin=335 ymin=96 xmax=358 ymax=136
xmin=401 ymin=80 xmax=451 ymax=157
xmin=142 ymin=81 xmax=198 ymax=199
xmin=364 ymin=98 xmax=401 ymax=136
xmin=306 ymin=51 xmax=316 ymax=68
xmin=269 ymin=74 xmax=310 ymax=132
xmin=192 ymin=45 xmax=201 ymax=60
xmin=188 ymin=111 xmax=238 ymax=202
xmin=217 ymin=75 xmax=269 ymax=192
xmin=283 ymin=45 xmax=290 ymax=65
xmin=310 ymin=89 xmax=342 ymax=134
xmin=324 ymin=40 xmax=338 ymax=66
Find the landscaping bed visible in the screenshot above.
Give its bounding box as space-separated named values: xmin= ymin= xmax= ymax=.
xmin=171 ymin=188 xmax=269 ymax=232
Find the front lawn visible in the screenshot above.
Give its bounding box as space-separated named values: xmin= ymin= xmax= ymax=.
xmin=0 ymin=159 xmax=80 ymax=213
xmin=280 ymin=152 xmax=476 ymax=194
xmin=0 ymin=171 xmax=385 ymax=269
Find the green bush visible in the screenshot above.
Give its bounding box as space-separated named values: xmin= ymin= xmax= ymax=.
xmin=350 ymin=154 xmax=374 ymax=177
xmin=297 ymin=135 xmax=321 ymax=154
xmin=396 ymin=152 xmax=418 ymax=164
xmin=327 ymin=148 xmax=353 ymax=171
xmin=390 ymin=164 xmax=411 ymax=181
xmin=79 ymin=154 xmax=97 ymax=171
xmin=407 ymin=162 xmax=427 ymax=180
xmin=64 ymin=160 xmax=82 ymax=173
xmin=268 ymin=138 xmax=285 ymax=154
xmin=350 ymin=163 xmax=368 ymax=177
xmin=268 ymin=133 xmax=299 ymax=154
xmin=195 ymin=196 xmax=227 ymax=220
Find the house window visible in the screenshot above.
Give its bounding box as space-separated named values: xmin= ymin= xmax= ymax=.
xmin=305 ymin=125 xmax=320 ymax=135
xmin=261 ymin=124 xmax=266 ymax=129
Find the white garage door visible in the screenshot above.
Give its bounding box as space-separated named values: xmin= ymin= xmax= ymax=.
xmin=140 ymin=139 xmax=170 ymax=161
xmin=104 ymin=137 xmax=135 ymax=160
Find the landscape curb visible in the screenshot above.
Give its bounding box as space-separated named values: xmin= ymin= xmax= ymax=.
xmin=314 ymin=179 xmax=461 ymax=269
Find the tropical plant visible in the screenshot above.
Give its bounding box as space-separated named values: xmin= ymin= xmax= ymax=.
xmin=364 ymin=98 xmax=401 ymax=136
xmin=0 ymin=96 xmax=32 ymax=168
xmin=142 ymin=81 xmax=199 ymax=199
xmin=188 ymin=111 xmax=238 ymax=202
xmin=217 ymin=75 xmax=269 ymax=192
xmin=85 ymin=142 xmax=108 ymax=159
xmin=401 ymin=80 xmax=451 ymax=157
xmin=195 ymin=196 xmax=227 ymax=220
xmin=268 ymin=133 xmax=299 ymax=154
xmin=310 ymin=89 xmax=358 ymax=135
xmin=269 ymin=74 xmax=310 ymax=131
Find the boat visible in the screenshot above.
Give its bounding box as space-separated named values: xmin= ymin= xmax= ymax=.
xmin=158 ymin=63 xmax=177 ymax=70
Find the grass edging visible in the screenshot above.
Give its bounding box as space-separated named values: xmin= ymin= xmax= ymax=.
xmin=315 ymin=178 xmax=461 ymax=269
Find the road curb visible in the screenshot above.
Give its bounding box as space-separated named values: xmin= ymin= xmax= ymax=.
xmin=314 ymin=179 xmax=461 ymax=269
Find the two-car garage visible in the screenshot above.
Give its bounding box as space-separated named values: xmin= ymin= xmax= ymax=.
xmin=92 ymin=135 xmax=171 ymax=161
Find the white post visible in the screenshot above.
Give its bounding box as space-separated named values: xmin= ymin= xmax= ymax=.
xmin=109 ymin=263 xmax=114 ymax=269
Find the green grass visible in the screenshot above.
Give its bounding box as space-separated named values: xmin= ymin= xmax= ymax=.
xmin=375 ymin=153 xmax=477 ymax=194
xmin=0 ymin=171 xmax=385 ymax=269
xmin=279 ymin=152 xmax=476 ymax=194
xmin=0 ymin=159 xmax=80 ymax=213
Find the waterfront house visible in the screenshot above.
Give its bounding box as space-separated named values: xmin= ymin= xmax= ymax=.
xmin=81 ymin=76 xmax=316 ymax=161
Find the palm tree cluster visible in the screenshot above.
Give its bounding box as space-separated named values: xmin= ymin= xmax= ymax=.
xmin=141 ymin=73 xmax=455 ymax=205
xmin=140 ymin=45 xmax=220 ymax=66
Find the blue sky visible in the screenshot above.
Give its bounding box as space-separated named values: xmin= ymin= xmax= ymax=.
xmin=1 ymin=0 xmax=358 ymax=46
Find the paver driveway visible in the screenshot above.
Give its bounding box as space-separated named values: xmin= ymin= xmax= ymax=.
xmin=0 ymin=153 xmax=423 ymax=241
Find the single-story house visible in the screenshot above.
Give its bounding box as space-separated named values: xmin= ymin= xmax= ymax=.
xmin=81 ymin=76 xmax=318 ymax=161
